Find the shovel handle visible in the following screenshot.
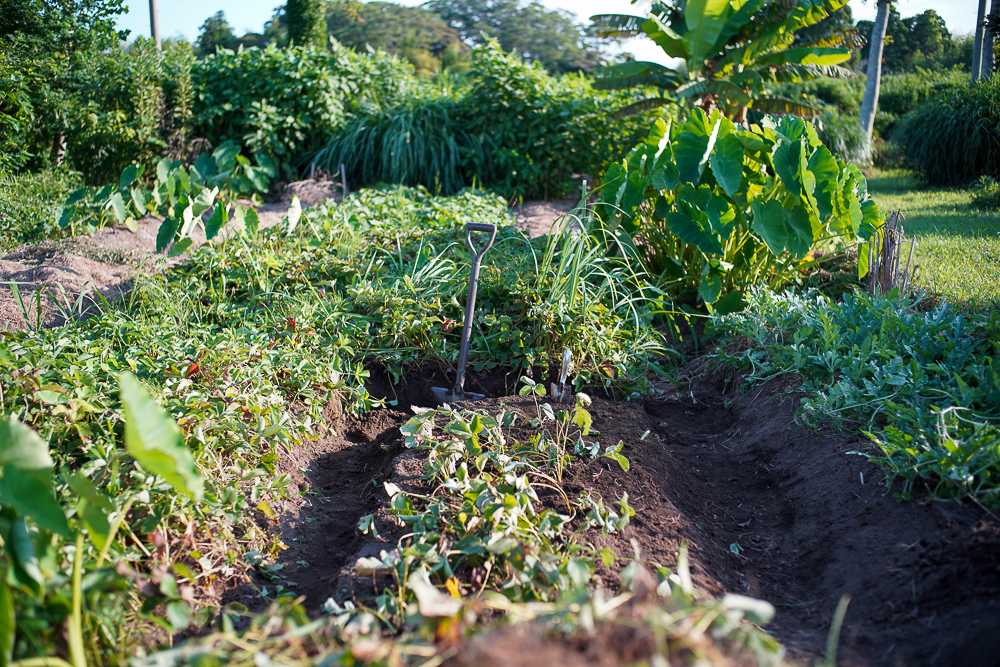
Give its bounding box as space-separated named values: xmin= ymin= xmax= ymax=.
xmin=465 ymin=223 xmax=497 ymax=260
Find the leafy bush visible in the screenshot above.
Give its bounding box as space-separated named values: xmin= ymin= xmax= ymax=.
xmin=0 ymin=50 xmax=33 ymax=172
xmin=316 ymin=42 xmax=652 ymax=199
xmin=597 ymin=111 xmax=881 ymax=310
xmin=313 ymin=92 xmax=484 ymax=195
xmin=971 ymin=176 xmax=1000 ymax=210
xmin=899 ymin=76 xmax=1000 ymax=186
xmin=716 ymin=287 xmax=1000 ymax=508
xmin=191 ymin=42 xmax=412 ymax=180
xmin=777 ymin=67 xmax=967 ymax=140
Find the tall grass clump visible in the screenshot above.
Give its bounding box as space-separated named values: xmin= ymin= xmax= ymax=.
xmin=312 ymin=93 xmax=486 ymax=195
xmin=898 ymin=76 xmax=1000 ymax=186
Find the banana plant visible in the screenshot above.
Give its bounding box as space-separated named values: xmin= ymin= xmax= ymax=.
xmin=591 ymin=0 xmax=859 ymax=120
xmin=596 ymin=109 xmax=881 ymax=310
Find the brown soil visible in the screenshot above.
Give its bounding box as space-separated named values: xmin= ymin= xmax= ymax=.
xmin=511 ymin=200 xmax=582 ymax=238
xmin=258 ymin=369 xmax=999 ymax=667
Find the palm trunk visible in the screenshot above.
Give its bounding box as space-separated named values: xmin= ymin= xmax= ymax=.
xmin=974 ymin=0 xmax=988 ymax=80
xmin=858 ymin=0 xmax=890 ymax=163
xmin=985 ymin=0 xmax=997 ymax=77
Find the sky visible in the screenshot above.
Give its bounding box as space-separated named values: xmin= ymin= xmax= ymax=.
xmin=116 ymin=0 xmax=981 ymax=62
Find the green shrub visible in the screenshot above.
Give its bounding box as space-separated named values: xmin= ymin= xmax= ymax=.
xmin=312 ymin=92 xmax=483 ymax=195
xmin=191 ymin=42 xmax=412 ymax=181
xmin=315 ymin=42 xmax=651 ymax=200
xmin=898 ymin=76 xmax=1000 ymax=186
xmin=596 ymin=111 xmax=881 ymax=309
xmin=971 ymin=176 xmax=1000 ymax=210
xmin=0 ymin=50 xmax=33 ymax=172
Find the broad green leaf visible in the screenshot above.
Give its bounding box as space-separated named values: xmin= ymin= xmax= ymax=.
xmin=179 ymin=204 xmax=197 ymax=239
xmin=698 ymin=273 xmax=722 ymax=304
xmin=131 ymin=187 xmax=147 ymax=214
xmin=664 ymin=206 xmax=724 ymax=256
xmin=750 ymin=199 xmax=788 ymax=255
xmin=168 ymin=238 xmax=193 ymax=258
xmin=714 ymin=289 xmax=745 ymax=314
xmin=642 ymin=15 xmax=688 ymax=59
xmin=109 ymin=192 xmax=127 ymax=223
xmin=119 ymin=164 xmax=138 ymax=190
xmin=166 ymin=601 xmax=191 ymax=631
xmin=120 ymin=372 xmax=203 ymax=501
xmin=204 ymin=205 xmax=228 ymax=241
xmin=783 ymin=204 xmax=815 ymax=258
xmin=0 ymin=419 xmax=52 ymax=470
xmin=807 ymin=146 xmax=840 ymax=221
xmin=0 ymin=579 xmax=13 ymax=665
xmin=68 ymin=474 xmax=112 ymax=550
xmin=771 ymin=139 xmax=807 ymax=196
xmin=193 ymin=153 xmax=215 ymax=180
xmin=858 ymin=241 xmax=871 ymax=279
xmin=0 ymin=467 xmax=69 ymax=536
xmin=191 ymin=187 xmax=217 ymax=218
xmin=156 ymin=158 xmax=171 ymax=183
xmin=244 ymin=207 xmax=260 ymax=238
xmin=674 ymin=109 xmax=720 ymax=184
xmin=6 ymin=518 xmax=43 ymax=593
xmin=287 ymin=196 xmax=303 ymax=234
xmin=155 ymin=218 xmax=179 ymax=254
xmin=709 ymin=134 xmax=745 ymax=198
xmin=860 ymin=198 xmax=881 ymax=239
xmin=755 ymin=47 xmax=852 ymax=68
xmin=212 ymin=140 xmax=240 ymax=173
xmin=683 ymin=0 xmax=732 ymax=73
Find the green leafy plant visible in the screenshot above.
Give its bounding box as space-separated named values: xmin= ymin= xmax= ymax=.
xmin=897 ymin=75 xmax=1000 ymax=186
xmin=597 ymin=110 xmax=881 ymax=309
xmin=592 ymin=0 xmax=856 ymax=120
xmin=714 ymin=286 xmax=1000 ymax=507
xmin=971 ymin=175 xmax=1000 ymax=210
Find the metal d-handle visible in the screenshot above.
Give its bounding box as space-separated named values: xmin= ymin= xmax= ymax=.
xmin=453 ymin=222 xmax=497 ymax=397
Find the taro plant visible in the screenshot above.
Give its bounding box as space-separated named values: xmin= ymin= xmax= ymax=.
xmin=597 ymin=109 xmax=881 ymax=310
xmin=57 ymin=140 xmax=273 ymax=247
xmin=592 ymin=0 xmax=858 ymax=120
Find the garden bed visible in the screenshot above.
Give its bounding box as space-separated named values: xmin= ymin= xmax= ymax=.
xmin=239 ymin=367 xmax=1000 ymax=666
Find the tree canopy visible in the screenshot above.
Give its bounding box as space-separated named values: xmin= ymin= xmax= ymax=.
xmin=857 ymin=8 xmax=973 ymax=71
xmin=423 ymin=0 xmax=612 ymax=74
xmin=195 ymin=11 xmax=236 ymax=56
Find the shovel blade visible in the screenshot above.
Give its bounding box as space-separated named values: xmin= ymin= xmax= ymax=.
xmin=431 ymin=386 xmax=485 ymax=405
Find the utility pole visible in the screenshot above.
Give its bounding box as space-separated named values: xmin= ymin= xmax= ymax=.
xmin=149 ymin=0 xmax=161 ymax=49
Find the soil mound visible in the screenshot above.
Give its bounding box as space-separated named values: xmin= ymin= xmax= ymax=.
xmin=264 ymin=371 xmax=999 ymax=666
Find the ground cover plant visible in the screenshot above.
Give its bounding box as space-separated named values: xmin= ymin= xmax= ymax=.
xmin=0 ymin=185 xmax=744 ymax=665
xmin=714 ymin=286 xmax=1000 ymax=508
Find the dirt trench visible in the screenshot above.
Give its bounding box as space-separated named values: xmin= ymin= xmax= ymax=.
xmin=259 ymin=367 xmax=1000 ymax=666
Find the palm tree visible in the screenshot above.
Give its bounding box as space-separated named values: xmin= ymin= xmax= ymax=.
xmin=858 ymin=0 xmax=890 ymax=163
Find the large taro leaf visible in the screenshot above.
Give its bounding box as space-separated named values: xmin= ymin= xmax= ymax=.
xmin=750 ymin=199 xmax=788 ymax=256
xmin=771 ymin=138 xmax=808 ymax=197
xmin=120 ymin=373 xmax=203 ymax=501
xmin=665 ymin=185 xmax=725 ymax=255
xmin=783 ymin=203 xmax=815 ymax=258
xmin=0 ymin=419 xmax=53 ymax=470
xmin=709 ymin=133 xmax=745 ymax=198
xmin=750 ymin=198 xmax=813 ymax=258
xmin=674 ymin=109 xmax=721 ymax=185
xmin=807 ymin=146 xmax=840 ymax=221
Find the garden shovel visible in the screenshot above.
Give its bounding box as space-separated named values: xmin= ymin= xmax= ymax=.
xmin=431 ymin=222 xmax=497 ymax=405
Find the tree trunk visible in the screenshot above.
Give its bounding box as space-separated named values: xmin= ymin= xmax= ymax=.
xmin=859 ymin=0 xmax=890 ymax=163
xmin=985 ymin=0 xmax=998 ymax=77
xmin=974 ymin=0 xmax=988 ymax=80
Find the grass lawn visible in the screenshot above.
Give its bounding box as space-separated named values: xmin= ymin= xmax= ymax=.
xmin=866 ymin=169 xmax=1000 ymax=308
